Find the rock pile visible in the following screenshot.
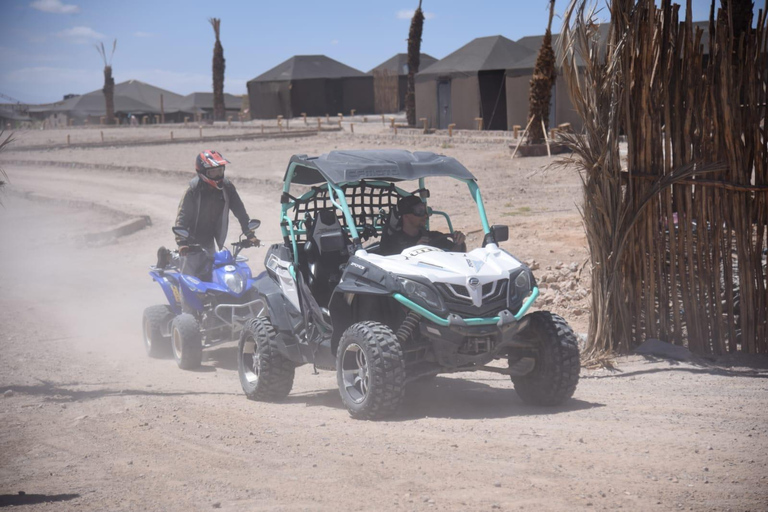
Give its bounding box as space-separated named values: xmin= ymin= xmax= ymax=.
xmin=527 ymin=260 xmax=590 ymax=318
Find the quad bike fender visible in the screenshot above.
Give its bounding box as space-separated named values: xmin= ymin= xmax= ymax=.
xmin=252 ymin=273 xmax=305 ymax=363
xmin=149 ymin=271 xmax=182 ymax=315
xmin=177 ymin=274 xmax=206 ymax=311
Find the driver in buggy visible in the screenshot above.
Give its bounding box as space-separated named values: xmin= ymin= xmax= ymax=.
xmin=380 ymin=194 xmax=466 ymax=256
xmin=173 ymin=150 xmax=260 ymax=281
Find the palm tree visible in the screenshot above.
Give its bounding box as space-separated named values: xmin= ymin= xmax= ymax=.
xmin=209 ymin=18 xmax=226 ymax=122
xmin=95 ymin=40 xmax=117 ymax=125
xmin=527 ymin=1 xmax=557 ymax=145
xmin=0 ymin=131 xmax=13 ymax=203
xmin=406 ymin=0 xmax=425 ymax=126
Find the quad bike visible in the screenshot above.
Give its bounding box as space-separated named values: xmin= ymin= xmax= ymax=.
xmin=237 ymin=150 xmax=580 ymax=419
xmin=143 ymin=219 xmax=264 ymax=370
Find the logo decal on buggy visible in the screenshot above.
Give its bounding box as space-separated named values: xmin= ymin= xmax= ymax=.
xmin=349 ymin=262 xmax=366 ymax=271
xmin=407 ymin=246 xmax=441 ymax=257
xmin=468 ymin=277 xmax=480 ymax=287
xmin=348 ymin=168 xmax=400 ymax=179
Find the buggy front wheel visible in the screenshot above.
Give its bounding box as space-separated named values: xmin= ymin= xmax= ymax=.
xmin=336 ymin=321 xmax=405 ymax=420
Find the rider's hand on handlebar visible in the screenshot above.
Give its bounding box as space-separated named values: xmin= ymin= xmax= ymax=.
xmin=452 ymin=231 xmax=466 ymax=247
xmin=245 ymin=232 xmax=261 ymax=248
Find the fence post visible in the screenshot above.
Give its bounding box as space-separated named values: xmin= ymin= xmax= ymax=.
xmin=302 ymin=113 xmax=307 ymax=125
xmin=350 ymin=123 xmax=354 ymax=134
xmin=513 ymin=125 xmax=521 ymax=138
xmin=350 ymin=109 xmax=356 ymax=117
xmin=199 ymin=126 xmax=203 ymax=139
xmin=317 ymin=118 xmax=321 ymax=130
xmin=390 ymin=117 xmax=395 ymax=128
xmin=67 ymin=134 xmax=70 ymax=145
xmin=326 ymin=114 xmax=330 ymax=124
xmin=448 ymin=123 xmax=455 ymax=138
xmin=475 ymin=117 xmax=483 ymax=130
xmin=227 ymin=116 xmax=232 ymax=126
xmin=420 ymin=117 xmax=428 ymax=134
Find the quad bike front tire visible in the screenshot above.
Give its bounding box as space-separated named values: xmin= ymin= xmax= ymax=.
xmin=336 ymin=321 xmax=405 ymax=420
xmin=511 ymin=311 xmax=580 ymax=406
xmin=171 ymin=313 xmax=203 ymax=370
xmin=237 ymin=317 xmax=295 ymax=401
xmin=142 ymin=305 xmax=173 ymax=358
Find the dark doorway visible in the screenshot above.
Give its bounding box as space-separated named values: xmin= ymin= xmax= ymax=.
xmin=437 ymin=80 xmax=451 ymax=129
xmin=478 ymin=70 xmax=507 ymax=131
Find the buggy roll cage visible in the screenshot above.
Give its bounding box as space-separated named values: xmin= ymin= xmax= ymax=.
xmin=280 ymin=161 xmax=492 ymax=265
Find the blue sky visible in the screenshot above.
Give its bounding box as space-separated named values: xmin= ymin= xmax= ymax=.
xmin=0 ymin=0 xmax=744 ymax=104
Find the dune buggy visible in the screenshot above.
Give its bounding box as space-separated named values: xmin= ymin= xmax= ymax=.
xmin=237 ymin=150 xmax=580 ymax=419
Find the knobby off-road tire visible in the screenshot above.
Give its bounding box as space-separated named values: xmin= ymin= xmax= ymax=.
xmin=142 ymin=305 xmax=173 ymax=358
xmin=337 ymin=321 xmax=405 ymax=420
xmin=511 ymin=311 xmax=580 ymax=406
xmin=237 ymin=317 xmax=295 ymax=401
xmin=171 ymin=313 xmax=203 ymax=370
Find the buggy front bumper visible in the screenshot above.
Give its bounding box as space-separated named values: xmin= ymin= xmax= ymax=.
xmin=393 ymin=287 xmax=540 ymax=368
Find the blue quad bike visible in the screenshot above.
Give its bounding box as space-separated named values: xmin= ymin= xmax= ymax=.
xmin=142 ymin=219 xmax=265 ymax=370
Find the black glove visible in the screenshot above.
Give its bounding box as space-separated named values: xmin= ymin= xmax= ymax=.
xmin=245 ymin=232 xmax=261 ymax=247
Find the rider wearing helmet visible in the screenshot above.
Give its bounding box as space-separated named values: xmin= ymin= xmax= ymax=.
xmin=175 ymin=150 xmax=259 ymax=279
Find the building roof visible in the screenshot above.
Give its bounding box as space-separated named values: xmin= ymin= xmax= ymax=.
xmin=249 ymin=55 xmax=367 ymax=83
xmin=509 ymin=20 xmax=711 ymax=75
xmin=31 ymin=79 xmax=186 ymax=117
xmin=179 ymin=92 xmax=242 ymax=112
xmin=417 ymin=35 xmax=534 ymax=79
xmin=368 ymin=53 xmax=438 ymax=75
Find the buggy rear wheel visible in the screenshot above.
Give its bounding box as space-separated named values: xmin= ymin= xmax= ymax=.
xmin=142 ymin=305 xmax=173 ymax=358
xmin=511 ymin=311 xmax=580 ymax=406
xmin=171 ymin=314 xmax=203 ymax=370
xmin=336 ymin=321 xmax=405 ymax=420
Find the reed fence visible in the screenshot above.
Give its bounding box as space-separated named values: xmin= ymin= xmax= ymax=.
xmin=560 ymin=0 xmax=767 ymax=359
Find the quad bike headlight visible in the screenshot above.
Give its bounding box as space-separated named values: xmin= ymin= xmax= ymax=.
xmin=397 ymin=277 xmax=444 ymax=311
xmin=223 ymin=272 xmax=246 ymax=294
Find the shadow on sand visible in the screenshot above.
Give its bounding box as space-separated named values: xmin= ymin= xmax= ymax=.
xmin=285 ymin=376 xmax=602 ymax=421
xmin=0 ymin=493 xmax=79 ymax=507
xmin=0 ymin=380 xmax=236 ymax=402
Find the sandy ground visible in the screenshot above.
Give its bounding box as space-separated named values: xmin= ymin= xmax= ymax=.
xmin=1 ymin=126 xmax=767 ymax=511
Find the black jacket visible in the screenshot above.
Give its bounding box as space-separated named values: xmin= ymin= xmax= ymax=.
xmin=175 ymin=177 xmax=250 ymax=249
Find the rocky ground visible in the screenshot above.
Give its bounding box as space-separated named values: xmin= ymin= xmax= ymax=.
xmin=1 ymin=124 xmax=766 ymax=511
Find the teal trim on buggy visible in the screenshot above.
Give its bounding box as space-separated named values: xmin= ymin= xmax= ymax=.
xmin=392 ymin=287 xmax=539 ymax=326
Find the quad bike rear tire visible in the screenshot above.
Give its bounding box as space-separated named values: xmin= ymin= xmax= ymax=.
xmin=171 ymin=314 xmax=203 ymax=370
xmin=142 ymin=305 xmax=173 ymax=358
xmin=337 ymin=321 xmax=405 ymax=420
xmin=511 ymin=311 xmax=580 ymax=406
xmin=237 ymin=317 xmax=295 ymax=401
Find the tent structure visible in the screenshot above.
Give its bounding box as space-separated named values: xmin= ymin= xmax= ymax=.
xmin=29 ymin=80 xmax=186 ymax=124
xmin=368 ymin=53 xmax=438 ymax=113
xmin=507 ymin=22 xmax=710 ymax=133
xmin=178 ymin=92 xmax=242 ymax=121
xmin=247 ymin=55 xmax=374 ymax=119
xmin=415 ymin=35 xmax=533 ymax=130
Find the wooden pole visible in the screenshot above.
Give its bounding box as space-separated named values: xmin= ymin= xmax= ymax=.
xmin=261 ymin=123 xmax=264 ymax=134
xmin=170 ymin=131 xmax=174 ymax=140
xmin=350 ymin=123 xmax=354 ymax=134
xmin=363 ymin=116 xmax=367 ymax=123
xmin=199 ymin=125 xmax=203 ymax=139
xmin=513 ymin=125 xmax=521 ymax=138
xmin=448 ymin=123 xmax=455 ymax=137
xmin=326 ymin=114 xmax=330 ymax=124
xmin=154 ymin=115 xmax=160 ymax=124
xmin=67 ymin=134 xmax=70 ymax=145
xmin=510 ymin=116 xmax=535 ymax=159
xmin=227 ymin=116 xmax=232 ymax=126
xmin=302 ymin=113 xmax=307 ymax=125
xmin=317 ymin=118 xmax=321 ymax=130
xmin=100 ymin=131 xmax=104 ymax=142
xmin=350 ymin=109 xmax=356 ymax=117
xmin=381 ymin=114 xmax=385 ymax=125
xmin=541 ymin=118 xmax=551 ymax=158
xmin=475 ymin=117 xmax=483 ymax=131
xmin=390 ymin=117 xmax=395 ymax=128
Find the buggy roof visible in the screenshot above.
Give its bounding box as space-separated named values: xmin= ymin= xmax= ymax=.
xmin=285 ymin=150 xmax=476 ymax=185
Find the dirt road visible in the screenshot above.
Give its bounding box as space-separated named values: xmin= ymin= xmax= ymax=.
xmin=1 ymin=128 xmax=767 ymax=511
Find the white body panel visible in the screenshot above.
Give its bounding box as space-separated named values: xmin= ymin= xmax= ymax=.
xmin=356 ymin=244 xmax=523 ymax=307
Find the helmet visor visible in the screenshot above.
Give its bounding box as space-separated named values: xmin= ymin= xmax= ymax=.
xmin=207 ymin=166 xmax=225 ymax=180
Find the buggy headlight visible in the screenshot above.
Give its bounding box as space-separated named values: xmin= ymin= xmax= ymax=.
xmin=223 ymin=273 xmax=245 ymax=294
xmin=397 ymin=277 xmax=444 ymax=311
xmin=511 ymin=268 xmax=534 ymax=301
